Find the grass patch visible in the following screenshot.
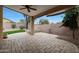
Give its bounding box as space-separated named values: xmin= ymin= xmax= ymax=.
xmin=3 ymin=29 xmax=25 ymax=35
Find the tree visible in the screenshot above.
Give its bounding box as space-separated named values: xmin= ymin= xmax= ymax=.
xmin=61 ymin=7 xmax=79 ymax=39
xmin=12 ymin=23 xmax=16 ymax=28
xmin=19 ymin=25 xmax=25 ymax=29
xmin=19 ymin=19 xmax=25 ymax=23
xmin=39 ymin=19 xmax=49 ymax=24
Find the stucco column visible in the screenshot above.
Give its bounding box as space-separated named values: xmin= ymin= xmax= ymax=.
xmin=26 ymin=17 xmax=28 ymax=29
xmin=0 ymin=5 xmax=3 ymax=39
xmin=30 ymin=16 xmax=34 ymax=35
xmin=25 ymin=16 xmax=28 ymax=29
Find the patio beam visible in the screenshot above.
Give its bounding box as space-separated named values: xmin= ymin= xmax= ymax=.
xmin=0 ymin=5 xmax=3 ymax=39
xmin=34 ymin=5 xmax=74 ymax=18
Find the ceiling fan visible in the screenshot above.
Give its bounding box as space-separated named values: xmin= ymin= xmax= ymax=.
xmin=20 ymin=5 xmax=37 ymax=12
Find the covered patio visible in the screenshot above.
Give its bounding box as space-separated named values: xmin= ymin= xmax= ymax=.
xmin=0 ymin=5 xmax=74 ymax=38
xmin=0 ymin=5 xmax=79 ymax=53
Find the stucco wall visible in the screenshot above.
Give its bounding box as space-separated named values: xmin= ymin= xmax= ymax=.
xmin=34 ymin=24 xmax=79 ymax=38
xmin=16 ymin=23 xmax=25 ymax=29
xmin=34 ymin=24 xmax=50 ymax=33
xmin=3 ymin=22 xmax=13 ymax=30
xmin=3 ymin=22 xmax=26 ymax=30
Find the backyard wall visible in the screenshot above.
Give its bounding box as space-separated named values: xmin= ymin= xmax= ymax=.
xmin=33 ymin=24 xmax=79 ymax=38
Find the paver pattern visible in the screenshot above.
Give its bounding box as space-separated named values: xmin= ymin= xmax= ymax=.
xmin=0 ymin=32 xmax=78 ymax=53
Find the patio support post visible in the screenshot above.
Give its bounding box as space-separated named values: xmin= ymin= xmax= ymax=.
xmin=0 ymin=5 xmax=3 ymax=39
xmin=26 ymin=16 xmax=28 ymax=29
xmin=30 ymin=16 xmax=34 ymax=35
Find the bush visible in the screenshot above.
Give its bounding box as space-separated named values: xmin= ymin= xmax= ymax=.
xmin=3 ymin=33 xmax=7 ymax=39
xmin=12 ymin=24 xmax=16 ymax=28
xmin=19 ymin=26 xmax=25 ymax=29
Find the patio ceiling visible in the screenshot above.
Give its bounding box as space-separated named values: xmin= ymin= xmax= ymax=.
xmin=5 ymin=5 xmax=73 ymax=18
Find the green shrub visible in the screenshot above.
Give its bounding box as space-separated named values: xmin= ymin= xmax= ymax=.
xmin=19 ymin=26 xmax=25 ymax=29
xmin=12 ymin=24 xmax=16 ymax=28
xmin=3 ymin=33 xmax=7 ymax=39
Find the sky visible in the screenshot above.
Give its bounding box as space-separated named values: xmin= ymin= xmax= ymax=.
xmin=3 ymin=7 xmax=65 ymax=24
xmin=3 ymin=7 xmax=25 ymax=22
xmin=35 ymin=14 xmax=65 ymax=24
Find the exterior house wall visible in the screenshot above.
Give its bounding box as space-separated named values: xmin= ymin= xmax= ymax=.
xmin=3 ymin=18 xmax=15 ymax=30
xmin=3 ymin=22 xmax=13 ymax=30
xmin=16 ymin=23 xmax=25 ymax=28
xmin=3 ymin=22 xmax=26 ymax=30
xmin=0 ymin=6 xmax=3 ymax=39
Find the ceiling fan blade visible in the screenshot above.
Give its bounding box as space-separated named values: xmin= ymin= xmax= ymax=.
xmin=20 ymin=8 xmax=26 ymax=10
xmin=20 ymin=5 xmax=37 ymax=12
xmin=30 ymin=8 xmax=37 ymax=11
xmin=26 ymin=8 xmax=30 ymax=12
